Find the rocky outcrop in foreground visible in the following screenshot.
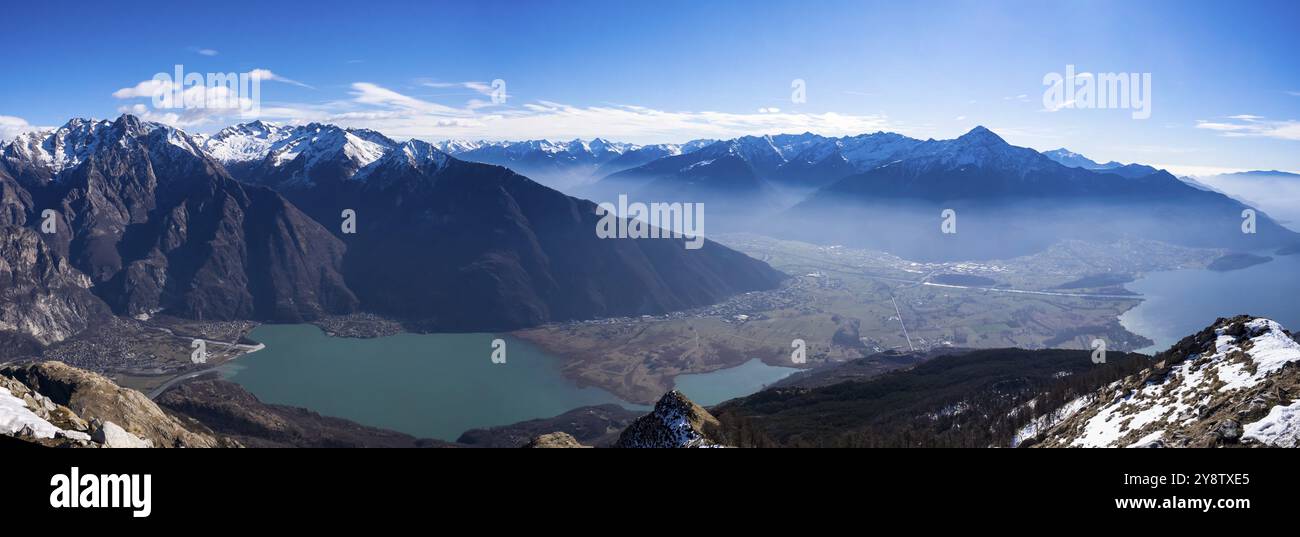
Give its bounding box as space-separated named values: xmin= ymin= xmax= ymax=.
xmin=522 ymin=432 xmax=590 ymax=448
xmin=615 ymin=390 xmax=725 ymax=448
xmin=0 ymin=361 xmax=225 ymax=447
xmin=1034 ymin=316 xmax=1300 ymax=448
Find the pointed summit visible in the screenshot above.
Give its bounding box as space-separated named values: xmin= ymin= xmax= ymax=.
xmin=956 ymin=125 xmax=1008 ymax=146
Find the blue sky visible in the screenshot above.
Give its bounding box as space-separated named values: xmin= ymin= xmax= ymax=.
xmin=1 ymin=0 xmax=1297 ymax=175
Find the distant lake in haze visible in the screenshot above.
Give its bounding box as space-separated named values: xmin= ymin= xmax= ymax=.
xmin=1120 ymin=252 xmax=1300 ymax=354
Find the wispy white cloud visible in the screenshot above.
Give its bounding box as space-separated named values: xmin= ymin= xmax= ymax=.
xmin=196 ymin=48 xmax=219 ymax=56
xmin=420 ymin=80 xmax=494 ymax=96
xmin=112 ymin=79 xmax=170 ymax=99
xmin=257 ymin=83 xmax=900 ymax=143
xmin=350 ymin=82 xmax=470 ymax=116
xmin=248 ymin=69 xmax=314 ymax=89
xmin=106 ymin=76 xmax=900 ymax=142
xmin=110 ymin=69 xmax=320 ymax=128
xmin=0 ymin=115 xmax=48 ymax=140
xmin=1196 ymin=115 xmax=1300 ymax=141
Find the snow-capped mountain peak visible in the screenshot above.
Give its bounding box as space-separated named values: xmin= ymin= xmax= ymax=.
xmin=199 ymin=120 xmax=296 ymax=163
xmin=3 ymin=115 xmax=199 ymax=176
xmin=1041 ymin=147 xmax=1124 ymax=170
xmin=200 ymin=121 xmax=397 ymax=183
xmin=352 ymin=139 xmax=451 ymax=182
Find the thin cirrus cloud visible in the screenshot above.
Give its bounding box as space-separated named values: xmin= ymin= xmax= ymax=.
xmin=248 ymin=69 xmax=314 ymax=89
xmin=327 ymin=83 xmax=897 ymax=143
xmin=420 ymin=80 xmax=494 ymax=95
xmin=106 ymin=76 xmax=899 ymax=142
xmin=1196 ymin=115 xmax=1300 ymax=141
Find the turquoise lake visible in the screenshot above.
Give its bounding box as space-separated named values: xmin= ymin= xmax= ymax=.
xmin=220 ymin=324 xmax=799 ymax=441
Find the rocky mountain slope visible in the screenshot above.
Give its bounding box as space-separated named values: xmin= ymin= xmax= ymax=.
xmin=0 ymin=361 xmax=226 ymax=447
xmin=0 ymin=226 xmax=109 ymax=349
xmin=210 ymin=125 xmax=787 ymax=331
xmin=521 ymin=432 xmax=590 ymax=448
xmin=1 ymin=115 xmax=358 ymax=325
xmin=1032 ymin=316 xmax=1300 ymax=448
xmin=0 ymin=115 xmax=785 ymax=342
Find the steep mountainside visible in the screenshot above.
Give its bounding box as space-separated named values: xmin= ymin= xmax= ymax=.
xmin=1 ymin=115 xmax=358 ymax=323
xmin=1034 ymin=316 xmax=1300 ymax=448
xmin=0 ymin=226 xmax=109 ymax=349
xmin=343 ymin=143 xmax=786 ymax=329
xmin=0 ymin=116 xmax=783 ymax=336
xmin=0 ymin=165 xmax=32 ymax=226
xmin=207 ymin=123 xmax=786 ymax=330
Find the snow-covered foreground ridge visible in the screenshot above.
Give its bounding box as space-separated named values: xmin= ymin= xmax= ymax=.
xmin=1035 ymin=316 xmax=1300 ymax=448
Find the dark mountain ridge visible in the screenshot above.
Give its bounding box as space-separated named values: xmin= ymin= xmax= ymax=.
xmin=1 ymin=115 xmax=357 ymax=324
xmin=192 ymin=120 xmax=789 ymax=331
xmin=0 ymin=115 xmax=785 ymax=346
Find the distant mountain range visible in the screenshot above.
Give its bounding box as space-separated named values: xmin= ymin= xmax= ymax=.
xmin=425 ymin=137 xmax=715 ymax=190
xmin=587 ymin=132 xmax=920 ymax=208
xmin=787 ymin=127 xmax=1297 ymax=259
xmin=561 ymin=123 xmax=1295 ymax=259
xmin=0 ymin=116 xmax=785 ymax=348
xmin=1191 ymin=169 xmax=1300 ymax=233
xmin=1040 ymin=147 xmax=1159 ymax=178
xmin=5 ymin=116 xmax=1296 ymax=348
